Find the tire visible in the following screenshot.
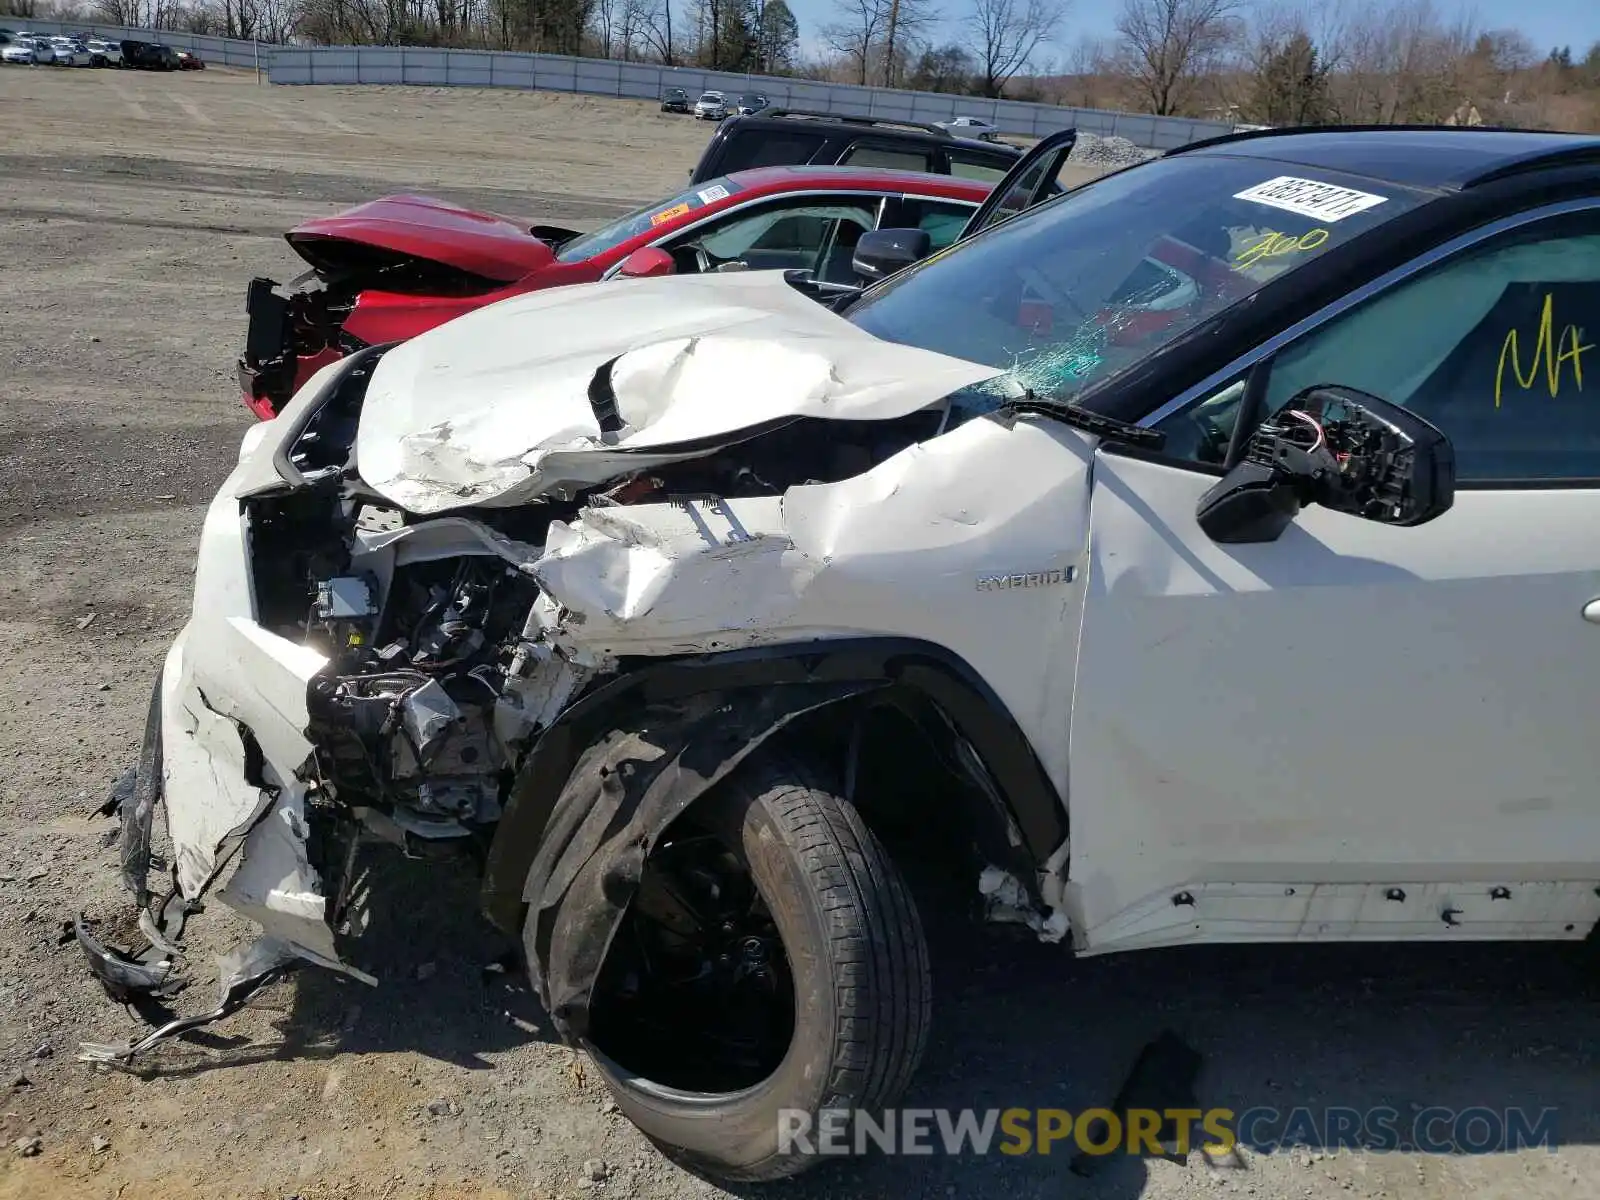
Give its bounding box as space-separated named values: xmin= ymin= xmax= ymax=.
xmin=558 ymin=749 xmax=932 ymax=1182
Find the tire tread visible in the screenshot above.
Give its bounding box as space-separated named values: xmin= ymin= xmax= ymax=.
xmin=719 ymin=751 xmax=932 ymax=1180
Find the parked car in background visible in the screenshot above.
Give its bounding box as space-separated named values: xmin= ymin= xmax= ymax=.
xmin=736 ymin=92 xmax=769 ymax=115
xmin=690 ymin=109 xmax=1026 ymax=185
xmin=660 ymin=86 xmax=689 ymax=113
xmin=1 ymin=34 xmax=46 ymax=64
xmin=176 ymin=48 xmax=203 ymax=69
xmin=86 ymin=38 xmax=122 ymax=66
xmin=935 ymin=115 xmax=1002 ymax=140
xmin=694 ymin=90 xmax=728 ymax=120
xmin=121 ymin=40 xmax=180 ymax=70
xmin=19 ymin=34 xmax=55 ymax=63
xmin=49 ymin=36 xmax=93 ymax=66
xmin=237 ymin=165 xmax=991 ymax=417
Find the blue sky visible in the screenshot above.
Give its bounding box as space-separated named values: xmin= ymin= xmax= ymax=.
xmin=788 ymin=0 xmax=1600 ymax=68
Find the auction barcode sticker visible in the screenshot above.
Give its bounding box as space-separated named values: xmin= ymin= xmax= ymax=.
xmin=1233 ymin=176 xmax=1388 ymax=222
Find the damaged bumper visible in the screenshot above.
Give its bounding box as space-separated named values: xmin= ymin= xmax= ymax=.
xmin=80 ymin=644 xmax=375 ymax=1061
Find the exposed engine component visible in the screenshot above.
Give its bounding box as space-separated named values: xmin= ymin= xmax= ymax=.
xmin=302 ymin=553 xmax=546 ymax=845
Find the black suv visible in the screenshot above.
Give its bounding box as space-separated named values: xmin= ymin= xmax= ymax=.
xmin=660 ymin=87 xmax=689 ymax=114
xmin=689 ymin=109 xmax=1025 ymax=185
xmin=121 ymin=39 xmax=180 ymax=70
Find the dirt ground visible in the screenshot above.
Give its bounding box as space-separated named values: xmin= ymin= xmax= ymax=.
xmin=1 ymin=63 xmax=1597 ymax=1200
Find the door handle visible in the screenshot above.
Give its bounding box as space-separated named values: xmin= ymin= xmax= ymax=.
xmin=1583 ymin=599 xmax=1600 ymax=624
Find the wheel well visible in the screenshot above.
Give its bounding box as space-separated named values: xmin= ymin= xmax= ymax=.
xmin=775 ymin=693 xmax=1036 ymax=901
xmin=480 ymin=638 xmax=1066 ymax=937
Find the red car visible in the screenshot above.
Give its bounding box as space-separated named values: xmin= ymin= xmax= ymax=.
xmin=239 ymin=166 xmax=991 ymax=418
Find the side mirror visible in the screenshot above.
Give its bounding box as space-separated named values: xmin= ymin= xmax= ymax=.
xmin=851 ymin=227 xmax=932 ymax=282
xmin=616 ymin=246 xmax=677 ymax=279
xmin=1196 ymin=385 xmax=1455 ymax=545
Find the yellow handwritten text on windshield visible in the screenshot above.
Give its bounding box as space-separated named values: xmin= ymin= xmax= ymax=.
xmin=1494 ymin=293 xmax=1593 ymax=408
xmin=1233 ymin=228 xmax=1330 ymax=271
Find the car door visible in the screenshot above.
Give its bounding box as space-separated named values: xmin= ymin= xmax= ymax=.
xmin=1065 ymin=201 xmax=1600 ymax=954
xmin=960 ymin=128 xmax=1078 ymax=239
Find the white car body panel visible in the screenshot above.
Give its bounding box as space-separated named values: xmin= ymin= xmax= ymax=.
xmin=1066 ymin=451 xmax=1600 ymax=950
xmin=530 ymin=416 xmax=1093 ymax=799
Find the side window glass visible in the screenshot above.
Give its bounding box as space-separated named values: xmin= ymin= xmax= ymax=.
xmin=896 ymin=200 xmax=978 ymax=252
xmin=947 ymin=153 xmax=1011 ymax=184
xmin=667 ymin=201 xmax=877 ymax=278
xmin=718 ymin=130 xmax=828 ymax=173
xmin=987 ymin=159 xmax=1048 ymax=226
xmin=1263 ymin=215 xmax=1600 ymax=482
xmin=843 ymin=144 xmax=934 ymax=173
xmin=1156 ymin=212 xmax=1600 ymax=481
xmin=972 ymin=151 xmax=1075 ymax=235
xmin=1152 ymin=377 xmax=1249 ymax=467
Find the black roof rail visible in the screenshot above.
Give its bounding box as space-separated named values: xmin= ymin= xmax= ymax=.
xmin=1167 ymin=121 xmax=1551 ymax=156
xmin=756 ymin=108 xmax=953 ymax=137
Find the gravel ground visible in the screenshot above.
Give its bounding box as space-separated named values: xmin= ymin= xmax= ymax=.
xmin=1 ymin=63 xmax=1597 ymax=1200
xmin=1069 ymin=132 xmax=1161 ymax=167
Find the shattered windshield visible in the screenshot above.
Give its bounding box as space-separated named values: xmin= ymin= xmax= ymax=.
xmin=555 ymin=177 xmax=745 ymax=263
xmin=846 ymin=155 xmax=1424 ymax=409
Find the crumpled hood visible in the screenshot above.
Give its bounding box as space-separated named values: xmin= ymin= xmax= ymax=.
xmin=288 ymin=194 xmax=555 ymax=284
xmin=355 ymin=270 xmax=1004 ymax=514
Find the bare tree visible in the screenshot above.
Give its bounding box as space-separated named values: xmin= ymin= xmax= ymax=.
xmin=1333 ymin=0 xmax=1476 ymax=123
xmin=822 ymin=0 xmax=886 ymax=84
xmin=1061 ymin=31 xmax=1108 ymax=106
xmin=613 ymin=0 xmax=655 ymax=58
xmin=966 ymin=0 xmax=1063 ymax=96
xmin=879 ymin=0 xmax=937 ymax=86
xmin=1113 ymin=0 xmax=1240 ymax=115
xmin=593 ymin=0 xmax=616 ymax=54
xmin=636 ymin=0 xmax=677 ymax=62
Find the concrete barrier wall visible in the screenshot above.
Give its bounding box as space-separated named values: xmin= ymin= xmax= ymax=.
xmin=268 ymin=47 xmax=1236 ymax=148
xmin=15 ymin=22 xmax=1236 ymax=149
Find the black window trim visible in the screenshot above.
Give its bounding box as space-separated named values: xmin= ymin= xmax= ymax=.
xmin=1107 ymin=195 xmax=1600 ymax=489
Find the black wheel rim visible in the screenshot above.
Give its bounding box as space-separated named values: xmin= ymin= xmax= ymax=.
xmin=590 ymin=830 xmax=796 ymax=1092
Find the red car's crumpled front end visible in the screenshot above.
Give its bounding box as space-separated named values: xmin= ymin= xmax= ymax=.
xmin=238 ymin=194 xmax=591 ymax=419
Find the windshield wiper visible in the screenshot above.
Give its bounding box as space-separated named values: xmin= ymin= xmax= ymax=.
xmin=1002 ymin=391 xmax=1166 ymax=448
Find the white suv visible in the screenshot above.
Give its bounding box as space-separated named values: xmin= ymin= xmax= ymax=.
xmin=80 ymin=128 xmax=1600 ymax=1183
